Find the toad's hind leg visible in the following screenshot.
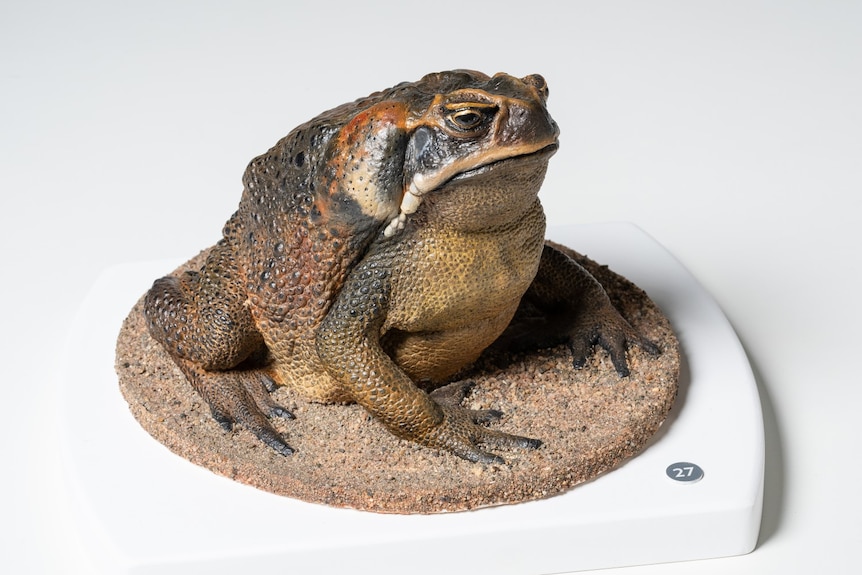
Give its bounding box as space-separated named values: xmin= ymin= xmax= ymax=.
xmin=144 ymin=240 xmax=295 ymax=455
xmin=498 ymin=243 xmax=660 ymax=376
xmin=175 ymin=358 xmax=295 ymax=456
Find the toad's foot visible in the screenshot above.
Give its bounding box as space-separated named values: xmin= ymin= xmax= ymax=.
xmin=503 ymin=243 xmax=661 ymax=378
xmin=179 ymin=360 xmax=296 ymax=456
xmin=423 ymin=381 xmax=542 ymax=464
xmin=567 ymin=305 xmax=661 ymax=377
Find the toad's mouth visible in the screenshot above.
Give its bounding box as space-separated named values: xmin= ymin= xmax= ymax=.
xmin=382 ymin=143 xmax=558 ymax=238
xmin=450 ymin=142 xmax=558 ymax=182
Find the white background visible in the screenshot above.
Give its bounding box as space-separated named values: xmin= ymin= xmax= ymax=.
xmin=2 ymin=1 xmax=860 ymax=573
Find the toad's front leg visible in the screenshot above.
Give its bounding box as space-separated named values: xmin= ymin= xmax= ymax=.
xmin=316 ymin=259 xmax=540 ymax=464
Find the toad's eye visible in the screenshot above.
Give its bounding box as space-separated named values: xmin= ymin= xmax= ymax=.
xmin=446 ymin=106 xmax=494 ymax=132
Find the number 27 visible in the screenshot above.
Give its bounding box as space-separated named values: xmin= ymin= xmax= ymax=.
xmin=672 ymin=466 xmax=695 ymax=478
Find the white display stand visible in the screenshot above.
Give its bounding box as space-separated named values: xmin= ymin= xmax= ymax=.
xmin=58 ymin=223 xmax=763 ymax=574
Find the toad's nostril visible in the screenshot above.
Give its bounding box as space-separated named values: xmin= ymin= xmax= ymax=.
xmin=521 ymin=74 xmax=549 ymax=100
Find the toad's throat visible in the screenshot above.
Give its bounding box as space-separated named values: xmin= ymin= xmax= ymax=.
xmin=383 ymin=143 xmax=558 ymax=238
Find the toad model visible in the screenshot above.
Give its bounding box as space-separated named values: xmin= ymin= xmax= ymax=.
xmin=144 ymin=70 xmax=658 ymax=464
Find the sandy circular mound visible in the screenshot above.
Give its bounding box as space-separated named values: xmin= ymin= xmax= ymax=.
xmin=116 ymin=245 xmax=679 ymax=513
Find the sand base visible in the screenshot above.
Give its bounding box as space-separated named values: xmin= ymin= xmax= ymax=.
xmin=116 ymin=245 xmax=679 ymax=514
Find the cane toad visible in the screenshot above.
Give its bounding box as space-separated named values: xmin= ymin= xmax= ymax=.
xmin=144 ymin=70 xmax=657 ymax=464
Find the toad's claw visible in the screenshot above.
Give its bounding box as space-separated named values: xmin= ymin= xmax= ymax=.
xmin=426 ymin=381 xmax=541 ymax=464
xmin=568 ymin=312 xmax=660 ymax=377
xmin=430 ymin=405 xmax=542 ymax=464
xmin=183 ymin=361 xmax=296 ymax=456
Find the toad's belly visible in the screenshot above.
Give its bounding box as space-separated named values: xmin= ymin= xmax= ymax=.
xmin=381 ymin=307 xmax=520 ymax=384
xmin=381 ymin=209 xmax=545 ymax=381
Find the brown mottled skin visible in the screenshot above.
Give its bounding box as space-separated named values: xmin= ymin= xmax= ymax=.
xmin=144 ymin=70 xmax=658 ymax=464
